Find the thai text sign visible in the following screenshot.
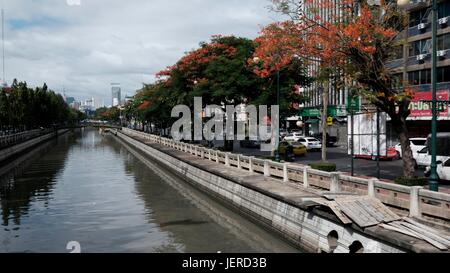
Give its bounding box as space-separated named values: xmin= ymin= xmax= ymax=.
xmin=410 ymin=90 xmax=449 ymax=117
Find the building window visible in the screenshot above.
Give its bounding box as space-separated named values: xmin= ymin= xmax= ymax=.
xmin=437 ymin=66 xmax=450 ymax=83
xmin=409 ymin=9 xmax=428 ymax=27
xmin=437 ymin=33 xmax=450 ymax=51
xmin=409 ymin=66 xmax=450 ymax=85
xmin=421 ymin=69 xmax=431 ymax=85
xmin=408 ymin=70 xmax=420 ymax=85
xmin=408 ymin=69 xmax=429 ymax=85
xmin=438 ymin=2 xmax=450 ymax=19
xmin=409 ymin=39 xmax=431 ymax=56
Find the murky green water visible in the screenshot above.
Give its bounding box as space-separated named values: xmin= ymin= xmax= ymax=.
xmin=0 ymin=128 xmax=299 ymax=253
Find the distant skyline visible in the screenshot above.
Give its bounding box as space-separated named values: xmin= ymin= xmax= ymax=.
xmin=3 ymin=0 xmax=283 ymax=103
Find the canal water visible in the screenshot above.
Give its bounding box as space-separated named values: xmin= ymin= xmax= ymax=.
xmin=0 ymin=129 xmax=299 ymax=253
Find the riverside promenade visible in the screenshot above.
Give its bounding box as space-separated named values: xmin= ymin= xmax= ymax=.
xmin=114 ymin=128 xmax=450 ymax=253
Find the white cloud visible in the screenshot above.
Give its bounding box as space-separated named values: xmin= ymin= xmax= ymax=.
xmin=3 ymin=0 xmax=283 ymax=103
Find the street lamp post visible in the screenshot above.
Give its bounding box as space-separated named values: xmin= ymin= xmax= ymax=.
xmin=429 ymin=0 xmax=439 ymax=191
xmin=398 ymin=0 xmax=438 ymax=191
xmin=275 ymin=69 xmax=281 ymax=162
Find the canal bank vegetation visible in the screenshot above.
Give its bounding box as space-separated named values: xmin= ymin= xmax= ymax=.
xmin=94 ymin=107 xmax=121 ymax=123
xmin=124 ymin=35 xmax=311 ymax=147
xmin=0 ymin=79 xmax=86 ymax=132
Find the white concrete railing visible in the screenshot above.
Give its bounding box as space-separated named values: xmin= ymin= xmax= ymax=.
xmin=121 ymin=128 xmax=450 ymax=222
xmin=0 ymin=129 xmax=53 ymax=149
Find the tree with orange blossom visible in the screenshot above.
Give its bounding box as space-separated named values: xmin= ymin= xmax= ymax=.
xmin=269 ymin=0 xmax=418 ymax=179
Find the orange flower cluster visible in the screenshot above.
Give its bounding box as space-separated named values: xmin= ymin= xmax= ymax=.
xmin=304 ymin=3 xmax=397 ymax=67
xmin=138 ymin=100 xmax=150 ymax=111
xmin=254 ymin=1 xmax=399 ymax=74
xmin=156 ymin=40 xmax=237 ymax=81
xmin=251 ymin=21 xmax=304 ymax=78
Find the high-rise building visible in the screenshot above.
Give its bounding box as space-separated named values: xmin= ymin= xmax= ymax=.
xmin=111 ymin=83 xmax=121 ymax=107
xmin=299 ymin=0 xmax=450 ymax=144
xmin=386 ymin=0 xmax=450 ymax=138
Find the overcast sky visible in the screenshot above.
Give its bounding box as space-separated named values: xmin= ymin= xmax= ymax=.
xmin=3 ymin=0 xmax=283 ymax=106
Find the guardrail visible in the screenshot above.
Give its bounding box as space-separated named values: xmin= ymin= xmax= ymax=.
xmin=121 ymin=128 xmax=450 ymax=222
xmin=0 ymin=129 xmax=53 ymax=150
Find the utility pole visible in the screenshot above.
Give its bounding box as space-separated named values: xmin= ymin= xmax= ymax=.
xmin=429 ymin=0 xmax=439 ymax=191
xmin=351 ymin=109 xmax=354 ymax=176
xmin=376 ymin=108 xmax=381 ymax=179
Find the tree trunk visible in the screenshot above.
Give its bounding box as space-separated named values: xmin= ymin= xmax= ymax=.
xmin=392 ymin=117 xmax=415 ymax=178
xmin=321 ymin=85 xmax=328 ymax=162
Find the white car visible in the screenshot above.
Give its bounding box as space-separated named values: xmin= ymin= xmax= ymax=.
xmin=297 ymin=137 xmax=322 ymax=151
xmin=395 ymin=138 xmax=427 ymax=158
xmin=414 ymin=147 xmax=450 ymax=169
xmin=425 ymin=158 xmax=450 ymax=181
xmin=284 ymin=132 xmax=303 ymax=142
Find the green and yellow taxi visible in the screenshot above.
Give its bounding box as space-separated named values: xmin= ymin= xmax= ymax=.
xmin=278 ymin=141 xmax=307 ymax=157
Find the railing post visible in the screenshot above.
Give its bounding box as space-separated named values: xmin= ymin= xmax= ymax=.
xmin=330 ymin=172 xmax=341 ymax=193
xmin=409 ymin=186 xmax=422 ymax=218
xmin=184 ymin=144 xmax=188 ymax=153
xmin=264 ymin=161 xmax=270 ymax=177
xmin=237 ymin=155 xmax=241 ymax=169
xmin=368 ymin=178 xmax=377 ymax=198
xmin=216 ymin=152 xmax=220 ymax=163
xmin=249 ymin=157 xmax=254 ymax=173
xmin=200 ymin=148 xmax=204 ymax=158
xmin=195 ymin=146 xmax=198 ymax=157
xmin=225 ymin=153 xmax=230 ymax=166
xmin=208 ymin=150 xmax=212 ymax=161
xmin=303 ymin=166 xmax=310 ymax=188
xmin=283 ymin=163 xmax=289 ymax=183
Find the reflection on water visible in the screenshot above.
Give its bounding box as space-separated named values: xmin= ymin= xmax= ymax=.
xmin=0 ymin=128 xmax=299 ymax=253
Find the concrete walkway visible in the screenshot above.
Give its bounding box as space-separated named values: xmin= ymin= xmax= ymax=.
xmin=120 ymin=131 xmax=449 ymax=253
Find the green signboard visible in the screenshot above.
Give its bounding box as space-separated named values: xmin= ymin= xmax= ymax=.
xmin=300 ymin=108 xmax=321 ymax=117
xmin=347 ymin=95 xmax=360 ymax=113
xmin=300 ymin=106 xmax=347 ymax=118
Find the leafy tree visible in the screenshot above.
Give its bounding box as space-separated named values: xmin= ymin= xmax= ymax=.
xmin=1 ymin=79 xmax=84 ymax=130
xmin=270 ymin=0 xmax=416 ymax=178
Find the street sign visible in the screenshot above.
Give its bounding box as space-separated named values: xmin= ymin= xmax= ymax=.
xmin=327 ymin=117 xmax=333 ymax=126
xmin=300 ymin=108 xmax=320 ymax=117
xmin=347 ymin=95 xmax=360 ymax=113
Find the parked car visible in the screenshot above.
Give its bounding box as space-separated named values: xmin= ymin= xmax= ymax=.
xmin=284 ymin=132 xmax=303 ymax=142
xmin=414 ymin=146 xmax=450 ymax=169
xmin=394 ymin=138 xmax=427 ymax=158
xmin=278 ymin=141 xmax=307 ymax=157
xmin=312 ymin=133 xmax=337 ymax=147
xmin=425 ymin=158 xmax=450 ymax=182
xmin=297 ymin=137 xmax=322 ymax=151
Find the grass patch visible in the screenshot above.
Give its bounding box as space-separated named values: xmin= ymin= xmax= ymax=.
xmin=394 ymin=177 xmax=428 ymax=186
xmin=309 ymin=162 xmax=337 ymax=172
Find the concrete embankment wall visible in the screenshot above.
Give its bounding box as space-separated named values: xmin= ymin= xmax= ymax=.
xmin=0 ymin=129 xmax=69 ymax=164
xmin=114 ymin=130 xmax=407 ymax=253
